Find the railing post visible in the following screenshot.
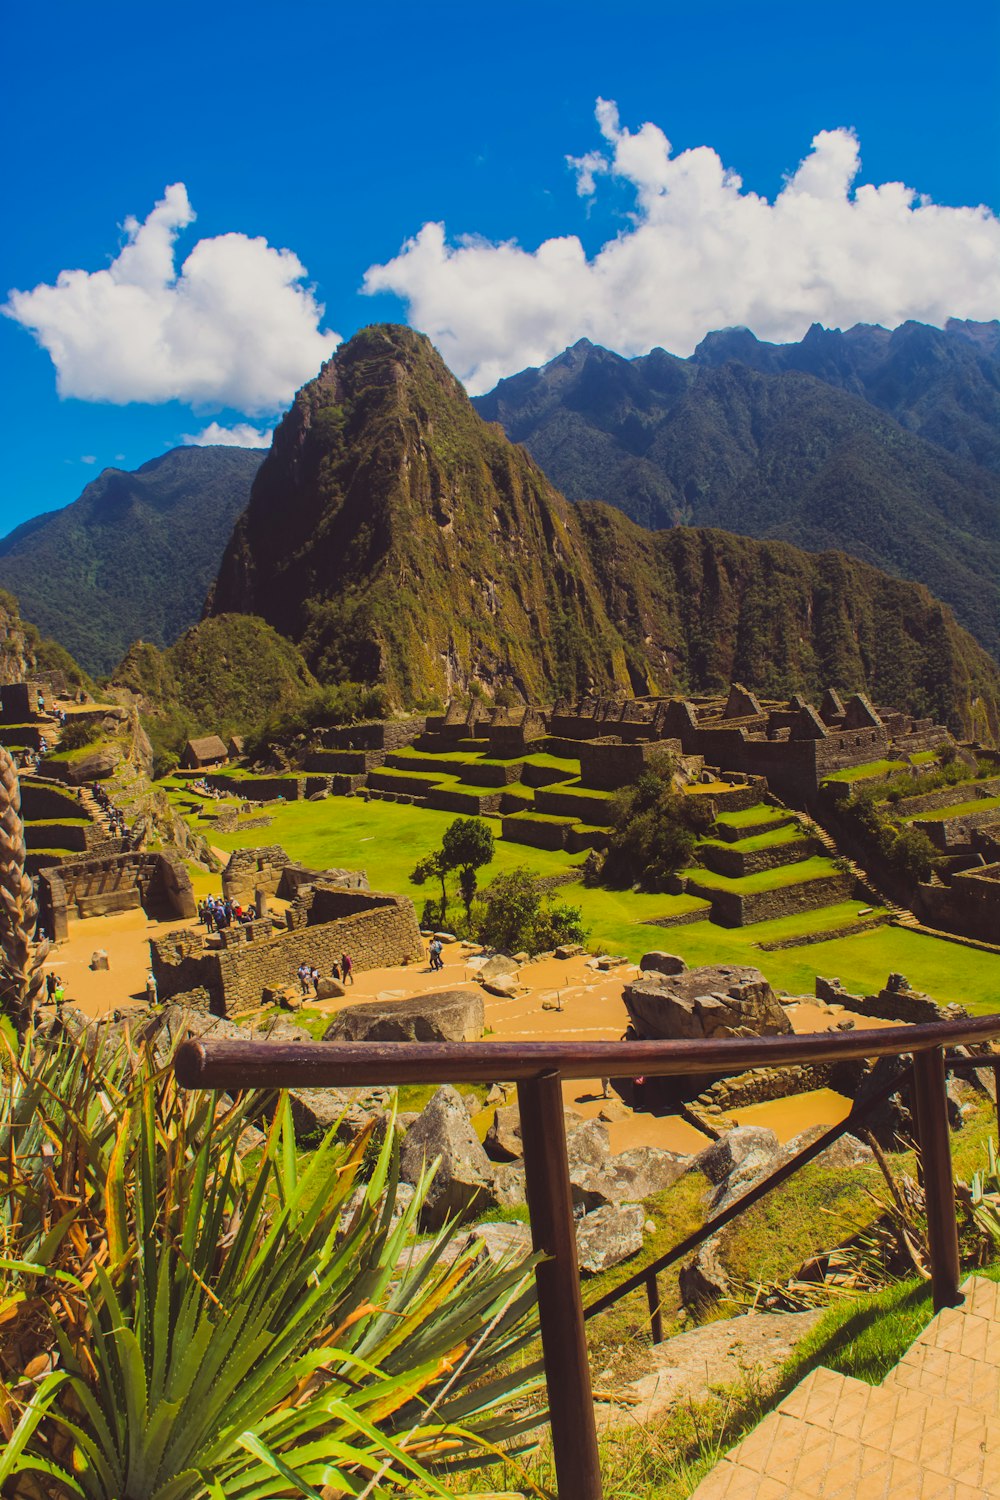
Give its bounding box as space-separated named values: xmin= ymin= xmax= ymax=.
xmin=518 ymin=1071 xmax=602 ymax=1500
xmin=646 ymin=1271 xmax=664 ymax=1345
xmin=912 ymin=1046 xmax=962 ymax=1312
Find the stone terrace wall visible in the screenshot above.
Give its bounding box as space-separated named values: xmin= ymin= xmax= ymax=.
xmin=319 ymin=718 xmax=426 ymax=752
xmin=685 ymin=872 xmax=854 ymax=927
xmin=151 ymin=891 xmax=423 ymax=1015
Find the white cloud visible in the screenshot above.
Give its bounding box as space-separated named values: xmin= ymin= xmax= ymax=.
xmin=364 ymin=100 xmax=1000 ymax=393
xmin=182 ymin=421 xmax=273 ymax=449
xmin=80 ymin=454 xmax=96 ymax=464
xmin=5 ymin=184 xmax=339 ymax=414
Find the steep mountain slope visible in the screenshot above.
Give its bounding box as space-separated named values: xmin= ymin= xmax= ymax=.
xmin=210 ymin=325 xmax=1000 ymax=740
xmin=473 ymin=327 xmax=1000 ymax=657
xmin=0 ymin=589 xmax=94 ymax=694
xmin=0 ymin=446 xmax=263 ymax=675
xmin=112 ymin=615 xmax=318 ymax=772
xmin=210 ymin=325 xmax=634 ymax=704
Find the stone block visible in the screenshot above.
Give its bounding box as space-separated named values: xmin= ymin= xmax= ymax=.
xmin=315 ymin=977 xmax=346 ymax=1000
xmin=323 ymin=988 xmax=484 ymax=1044
xmin=639 ymin=951 xmax=687 ymax=976
xmin=575 ymin=1204 xmax=645 ymax=1274
xmin=400 ymin=1085 xmax=510 ymax=1230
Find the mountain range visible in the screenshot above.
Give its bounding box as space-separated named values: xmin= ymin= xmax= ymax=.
xmin=209 ymin=325 xmax=1000 ymax=741
xmin=0 ymin=446 xmax=262 ymax=675
xmin=473 ymin=320 xmax=1000 ymax=657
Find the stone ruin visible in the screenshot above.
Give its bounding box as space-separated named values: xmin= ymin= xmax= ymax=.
xmin=38 ymin=851 xmax=196 ymax=941
xmin=150 ymin=880 xmax=423 ymax=1017
xmin=623 ymin=962 xmax=793 ymax=1044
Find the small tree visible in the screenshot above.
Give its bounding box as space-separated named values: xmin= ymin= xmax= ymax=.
xmin=410 ymin=850 xmax=449 ymax=926
xmin=0 ymin=747 xmax=48 ymax=1040
xmin=603 ymin=759 xmax=714 ymax=891
xmin=441 ymin=816 xmax=495 ymax=919
xmin=412 ymin=817 xmax=496 ymax=927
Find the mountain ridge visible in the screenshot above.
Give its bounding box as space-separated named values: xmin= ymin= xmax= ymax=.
xmin=209 ymin=324 xmax=1000 ymax=742
xmin=0 ymin=446 xmax=263 ymax=675
xmin=473 ymin=321 xmax=1000 ymax=656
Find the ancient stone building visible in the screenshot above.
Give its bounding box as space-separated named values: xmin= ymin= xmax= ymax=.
xmin=150 ymin=883 xmax=423 ymax=1015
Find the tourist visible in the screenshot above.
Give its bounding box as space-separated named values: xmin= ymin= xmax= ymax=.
xmin=297 ymin=962 xmax=311 ymax=995
xmin=145 ymin=970 xmax=158 ymax=1005
xmin=45 ymin=972 xmax=58 ymax=1001
xmin=330 ymin=959 xmax=341 ymax=982
xmin=429 ymin=937 xmax=443 ymax=971
xmin=53 ymin=981 xmax=65 ymax=1006
xmin=311 ymin=966 xmax=321 ymax=994
xmin=341 ymin=953 xmax=354 ymax=985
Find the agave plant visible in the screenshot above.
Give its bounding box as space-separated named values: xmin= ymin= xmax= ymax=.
xmin=1 ymin=1030 xmax=544 ymax=1499
xmin=970 ymin=1136 xmax=1000 ymax=1247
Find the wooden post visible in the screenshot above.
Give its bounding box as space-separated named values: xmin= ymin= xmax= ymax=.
xmin=518 ymin=1072 xmax=602 ymax=1500
xmin=645 ymin=1271 xmax=664 ymax=1345
xmin=912 ymin=1046 xmax=962 ymax=1312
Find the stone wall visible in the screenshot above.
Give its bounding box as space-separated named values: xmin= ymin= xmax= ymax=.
xmin=150 ymin=889 xmax=423 ymax=1015
xmin=203 ymin=772 xmax=304 ymax=802
xmin=319 ymin=718 xmax=426 ymax=752
xmin=700 ymin=836 xmax=817 ymax=879
xmin=20 ymin=779 xmax=84 ymax=820
xmin=222 ymin=845 xmax=292 ymax=902
xmin=916 ymin=865 xmax=1000 ymax=944
xmin=576 ymin=737 xmax=682 ymax=791
xmin=40 ymin=851 xmax=196 ymax=941
xmin=685 ymin=872 xmax=854 ymax=927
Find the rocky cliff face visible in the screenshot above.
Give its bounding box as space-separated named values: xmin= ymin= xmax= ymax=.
xmin=209 ymin=326 xmax=1000 ymax=740
xmin=473 ymin=323 xmax=1000 ymax=658
xmin=211 ymin=325 xmax=634 ymax=703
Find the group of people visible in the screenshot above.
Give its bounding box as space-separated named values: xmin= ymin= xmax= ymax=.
xmin=428 ymin=937 xmax=445 ymax=971
xmin=297 ymin=954 xmax=354 ymax=995
xmin=88 ymin=782 xmax=132 ymax=843
xmin=199 ymin=896 xmax=258 ymax=932
xmin=44 ymin=971 xmax=66 ymax=1006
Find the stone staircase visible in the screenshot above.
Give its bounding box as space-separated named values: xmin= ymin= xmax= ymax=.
xmin=691 ymin=1276 xmax=1000 ymax=1498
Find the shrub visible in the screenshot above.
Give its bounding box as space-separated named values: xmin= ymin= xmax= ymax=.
xmin=473 ymin=867 xmax=586 ymax=955
xmin=602 ymin=760 xmax=714 ymax=890
xmin=57 ymin=717 xmax=101 ymax=752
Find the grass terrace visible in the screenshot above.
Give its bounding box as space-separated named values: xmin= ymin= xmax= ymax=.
xmin=699 ymin=823 xmax=810 ymax=856
xmin=901 ymin=793 xmax=1000 ymax=822
xmin=821 ymin=758 xmax=910 ymax=785
xmin=714 ymin=805 xmax=791 ymax=830
xmin=682 ymin=854 xmax=843 ymax=894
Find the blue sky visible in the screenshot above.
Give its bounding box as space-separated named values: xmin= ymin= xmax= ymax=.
xmin=2 ymin=0 xmax=998 ymax=531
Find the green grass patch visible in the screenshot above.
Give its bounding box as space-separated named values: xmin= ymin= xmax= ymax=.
xmin=683 ymin=855 xmax=842 ymax=893
xmin=700 ymin=823 xmax=808 ymax=855
xmin=713 ymin=804 xmax=789 ymax=829
xmin=903 ymin=793 xmax=1000 ymax=822
xmin=821 ymin=758 xmax=909 ymax=784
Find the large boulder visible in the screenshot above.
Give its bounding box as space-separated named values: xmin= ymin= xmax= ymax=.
xmin=478 ymin=954 xmax=519 ymax=981
xmin=695 ymin=1125 xmax=783 ymax=1216
xmin=400 ymin=1085 xmax=512 ymax=1229
xmin=623 ymin=964 xmax=792 ymax=1042
xmin=575 ymin=1204 xmax=645 ymax=1273
xmin=323 ymin=989 xmax=484 ymax=1044
xmin=572 ymin=1145 xmax=690 ymax=1212
xmin=288 ymin=1087 xmax=392 ymax=1145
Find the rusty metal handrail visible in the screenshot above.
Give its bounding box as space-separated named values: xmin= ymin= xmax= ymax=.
xmin=173 ymin=1013 xmax=1000 ymax=1090
xmin=174 ymin=1013 xmax=1000 ymax=1500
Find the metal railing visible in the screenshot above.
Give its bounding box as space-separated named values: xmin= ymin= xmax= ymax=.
xmin=174 ymin=1013 xmax=1000 ymax=1500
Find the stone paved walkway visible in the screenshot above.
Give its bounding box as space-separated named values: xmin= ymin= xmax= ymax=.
xmin=691 ymin=1276 xmax=1000 ymax=1498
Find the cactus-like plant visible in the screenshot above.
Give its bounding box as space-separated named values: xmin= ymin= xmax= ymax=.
xmin=0 ymin=746 xmax=48 ymax=1040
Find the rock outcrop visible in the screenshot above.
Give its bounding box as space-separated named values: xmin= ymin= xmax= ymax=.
xmin=623 ymin=964 xmax=792 ymax=1042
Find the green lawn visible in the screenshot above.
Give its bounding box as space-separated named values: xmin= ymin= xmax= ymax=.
xmin=172 ymin=788 xmax=1000 ymax=1012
